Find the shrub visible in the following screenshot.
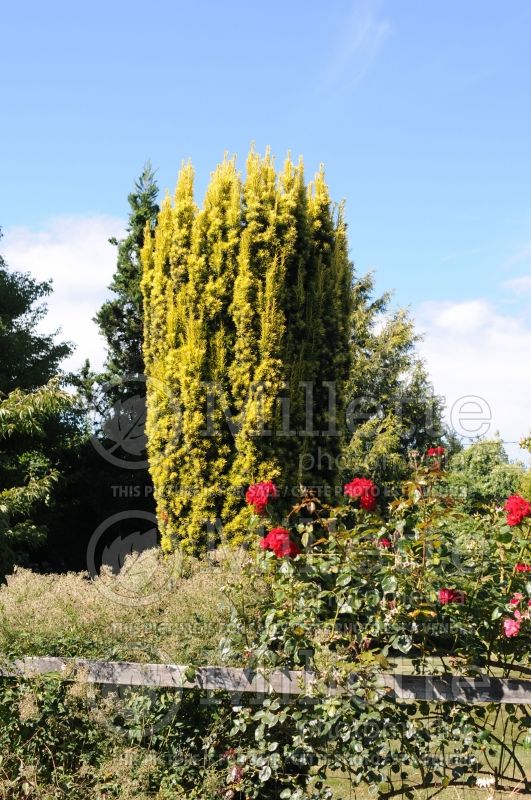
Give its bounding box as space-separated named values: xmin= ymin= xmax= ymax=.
xmin=141 ymin=149 xmax=353 ymax=552
xmin=446 ymin=439 xmax=525 ymax=510
xmin=217 ymin=453 xmax=531 ymax=798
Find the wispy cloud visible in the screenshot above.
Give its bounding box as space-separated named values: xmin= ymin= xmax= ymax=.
xmin=440 ymin=245 xmax=485 ymax=264
xmin=323 ymin=0 xmax=392 ymax=92
xmin=2 ymin=216 xmax=125 ymax=373
xmin=503 ymin=275 xmax=531 ymax=294
xmin=503 ymin=242 xmax=531 ymax=270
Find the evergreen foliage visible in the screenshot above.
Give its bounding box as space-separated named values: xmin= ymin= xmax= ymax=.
xmin=0 ymin=229 xmax=75 ymax=570
xmin=142 ymin=149 xmax=354 ymax=550
xmin=143 ymin=159 xmax=241 ymax=550
xmin=95 ymin=162 xmax=159 ymax=393
xmin=68 ymin=166 xmax=161 ymax=570
xmin=344 ymin=274 xmax=451 ymax=487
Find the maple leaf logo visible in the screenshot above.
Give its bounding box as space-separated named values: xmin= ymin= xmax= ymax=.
xmin=101 ymin=528 xmax=158 ymax=573
xmin=102 ymin=395 xmax=147 ymax=457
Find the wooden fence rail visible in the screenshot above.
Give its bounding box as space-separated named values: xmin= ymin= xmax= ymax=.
xmin=1 ymin=657 xmax=531 ymax=704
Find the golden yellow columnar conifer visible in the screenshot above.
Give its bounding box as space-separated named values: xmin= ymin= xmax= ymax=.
xmin=142 ymin=165 xmax=197 ymax=550
xmin=141 ymin=197 xmax=175 ymax=546
xmin=221 ymin=150 xmax=281 ymax=532
xmin=142 ymin=148 xmax=354 ymax=551
xmin=143 ymin=159 xmax=242 ymax=551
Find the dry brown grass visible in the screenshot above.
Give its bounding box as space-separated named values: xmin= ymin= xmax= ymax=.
xmin=0 ymin=546 xmax=253 ymax=665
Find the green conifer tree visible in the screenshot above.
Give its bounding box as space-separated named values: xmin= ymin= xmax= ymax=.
xmin=95 ymin=162 xmax=159 ymax=390
xmin=344 ymin=278 xmax=450 ymax=487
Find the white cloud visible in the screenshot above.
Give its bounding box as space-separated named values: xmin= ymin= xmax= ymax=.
xmin=2 ymin=216 xmax=125 ymax=373
xmin=415 ymin=299 xmax=531 ymax=463
xmin=423 ymin=299 xmax=491 ymax=334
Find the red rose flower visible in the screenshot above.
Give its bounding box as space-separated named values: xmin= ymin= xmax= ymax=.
xmin=426 ymin=446 xmax=446 ymax=457
xmin=515 ymin=563 xmax=531 ymax=573
xmin=438 ymin=588 xmax=466 ymax=605
xmin=344 ymin=477 xmax=378 ymax=512
xmin=245 ymin=481 xmax=278 ymax=515
xmin=378 ymin=538 xmax=392 ymax=549
xmin=504 ymin=494 xmax=531 ymax=527
xmin=260 ymin=527 xmax=300 ymax=558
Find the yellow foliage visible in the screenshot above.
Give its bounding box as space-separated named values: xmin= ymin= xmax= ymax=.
xmin=141 ymin=149 xmax=353 ymax=551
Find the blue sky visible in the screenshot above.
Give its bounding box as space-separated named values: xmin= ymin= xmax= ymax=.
xmin=1 ymin=0 xmax=531 ymax=457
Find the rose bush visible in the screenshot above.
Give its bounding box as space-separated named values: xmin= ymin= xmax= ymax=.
xmin=218 ymin=456 xmax=531 ymax=798
xmin=1 ymin=457 xmax=527 ymax=799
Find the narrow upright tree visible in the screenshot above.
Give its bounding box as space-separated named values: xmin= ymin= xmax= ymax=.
xmin=142 ymin=150 xmax=354 ymax=551
xmin=303 ymin=170 xmax=353 ymax=484
xmin=143 ymin=159 xmax=242 ymax=551
xmin=225 ymin=149 xmax=290 ymax=529
xmin=88 ymin=165 xmax=160 ymax=528
xmin=95 ymin=162 xmax=159 ymax=388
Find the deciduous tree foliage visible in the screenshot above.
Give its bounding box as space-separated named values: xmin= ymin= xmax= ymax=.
xmin=141 ymin=150 xmax=354 ymax=551
xmin=0 ymin=234 xmax=71 ymax=394
xmin=0 ymin=228 xmax=74 ymax=572
xmin=0 ymin=380 xmax=72 ymax=569
xmin=447 ymin=438 xmax=524 ymax=509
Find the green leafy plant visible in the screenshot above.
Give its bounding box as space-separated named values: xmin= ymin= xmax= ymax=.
xmin=218 ymin=454 xmax=531 ymax=798
xmin=0 ymin=380 xmax=72 ymax=576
